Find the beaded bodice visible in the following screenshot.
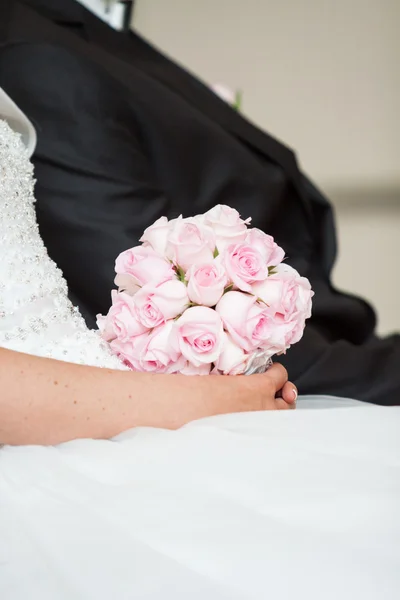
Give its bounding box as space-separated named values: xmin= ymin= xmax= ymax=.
xmin=0 ymin=120 xmax=124 ymax=368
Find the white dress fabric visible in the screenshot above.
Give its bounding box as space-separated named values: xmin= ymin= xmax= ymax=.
xmin=0 ymin=121 xmax=123 ymax=368
xmin=0 ymin=120 xmax=399 ymax=599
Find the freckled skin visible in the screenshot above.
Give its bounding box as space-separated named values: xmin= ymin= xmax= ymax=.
xmin=1 ymin=349 xmax=295 ymax=445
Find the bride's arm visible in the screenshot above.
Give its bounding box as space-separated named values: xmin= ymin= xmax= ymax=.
xmin=0 ymin=348 xmax=296 ymax=446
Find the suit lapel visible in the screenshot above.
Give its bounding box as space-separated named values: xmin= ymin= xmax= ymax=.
xmin=8 ymin=0 xmax=312 ymax=219
xmin=22 ymin=0 xmax=84 ymax=23
xmin=83 ymin=14 xmax=311 ymax=217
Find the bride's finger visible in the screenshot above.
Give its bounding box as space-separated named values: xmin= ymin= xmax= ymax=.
xmin=274 ymin=398 xmax=291 ymax=410
xmin=264 ymin=363 xmax=288 ymax=393
xmin=280 ymin=381 xmax=298 ymax=406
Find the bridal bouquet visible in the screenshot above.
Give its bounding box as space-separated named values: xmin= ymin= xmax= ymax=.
xmin=97 ymin=205 xmax=313 ymax=375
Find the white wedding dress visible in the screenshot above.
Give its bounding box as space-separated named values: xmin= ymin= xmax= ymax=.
xmin=0 ymin=119 xmax=400 ymax=600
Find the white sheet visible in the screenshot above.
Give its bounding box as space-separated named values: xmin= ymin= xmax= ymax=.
xmin=0 ymin=400 xmax=399 ymax=599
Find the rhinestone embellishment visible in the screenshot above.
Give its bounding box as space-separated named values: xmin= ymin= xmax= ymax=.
xmin=0 ymin=120 xmax=125 ymax=370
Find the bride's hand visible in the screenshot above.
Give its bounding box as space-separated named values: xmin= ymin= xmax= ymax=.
xmin=0 ymin=348 xmax=297 ymax=445
xmin=232 ymin=363 xmax=297 ymax=413
xmin=151 ymin=364 xmax=297 ymax=429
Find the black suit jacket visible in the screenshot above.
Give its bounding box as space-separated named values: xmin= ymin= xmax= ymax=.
xmin=1 ymin=0 xmax=399 ymax=404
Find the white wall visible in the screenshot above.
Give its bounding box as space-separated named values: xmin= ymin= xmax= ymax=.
xmin=134 ymin=0 xmax=400 ymax=190
xmin=133 ymin=0 xmax=400 ymax=334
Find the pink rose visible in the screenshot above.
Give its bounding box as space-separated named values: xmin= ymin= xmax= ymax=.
xmin=216 ymin=291 xmax=285 ymax=353
xmin=186 ymin=261 xmax=227 ymax=307
xmin=222 ymin=243 xmax=268 ymax=293
xmin=216 ymin=334 xmax=248 ymax=375
xmin=245 ymin=228 xmax=285 ymax=267
xmin=134 ymin=279 xmax=189 ymax=328
xmin=135 ymin=322 xmax=186 ymax=374
xmin=180 ymin=362 xmax=212 ymax=376
xmin=114 ymin=245 xmax=175 ymax=294
xmin=172 ymin=306 xmax=224 ymax=366
xmin=252 ymin=264 xmax=314 ymax=346
xmin=139 ymin=216 xmax=171 ymax=255
xmin=109 ymin=333 xmax=149 ymax=370
xmin=203 ymin=204 xmax=250 ymax=253
xmin=166 ymin=216 xmax=216 ymax=271
xmin=97 ymin=291 xmax=148 ymax=342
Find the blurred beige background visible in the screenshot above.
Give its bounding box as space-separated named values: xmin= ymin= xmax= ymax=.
xmin=133 ymin=0 xmax=400 ymax=335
